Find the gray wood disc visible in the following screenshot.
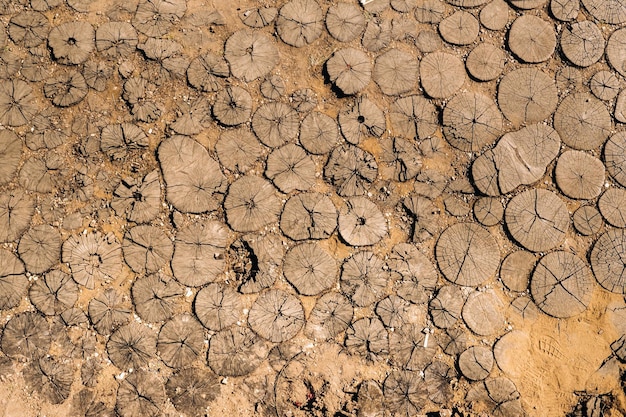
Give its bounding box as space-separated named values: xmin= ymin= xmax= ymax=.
xmin=500 ymin=250 xmax=535 ymax=292
xmin=436 ymin=222 xmax=500 ymax=287
xmin=505 ymin=189 xmax=568 ymax=252
xmin=420 ymin=52 xmax=465 ymax=99
xmin=599 ymin=188 xmax=626 ymax=228
xmin=498 ymin=68 xmax=558 ymax=126
xmin=553 ymin=93 xmax=611 ymax=150
xmin=530 ymin=251 xmax=594 ymax=318
xmin=591 ymin=228 xmax=626 ymax=294
xmin=458 ymin=346 xmax=493 ymax=381
xmin=555 ymin=150 xmax=605 ymax=199
xmin=508 ymin=15 xmax=555 ymax=63
xmin=561 ymin=21 xmax=605 ymax=67
xmin=248 ymin=289 xmax=304 ymax=343
xmin=462 ymin=289 xmax=505 ymax=336
xmin=573 ymin=205 xmax=604 ymax=236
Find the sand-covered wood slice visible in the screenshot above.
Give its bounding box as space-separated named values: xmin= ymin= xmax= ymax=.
xmin=171 ymin=220 xmax=228 ymax=287
xmin=132 ymin=0 xmax=186 ymax=37
xmin=213 ymin=85 xmax=252 ymax=126
xmin=466 ymin=43 xmax=506 ymax=82
xmin=383 ymin=370 xmax=428 ymax=416
xmin=338 ymin=197 xmax=387 ymax=246
xmin=284 ymin=242 xmax=336 ymax=296
xmin=95 ymin=21 xmax=138 ymax=58
xmin=326 ymin=48 xmax=372 ymax=95
xmin=158 ymin=135 xmax=226 ymax=214
xmin=230 ymin=233 xmax=284 ymax=294
xmin=459 ymin=346 xmax=493 ymax=381
xmin=599 ymin=188 xmax=626 ymax=228
xmin=392 ymin=0 xmax=418 ymax=11
xmin=380 ymin=136 xmax=422 ymax=182
xmin=551 ymin=0 xmax=579 ymax=21
xmin=17 ymin=224 xmax=61 ymax=274
xmin=325 ymin=145 xmax=378 ymax=197
xmin=207 ymin=326 xmax=268 ymax=376
xmin=341 ymin=250 xmax=389 ymax=307
xmin=299 ymin=111 xmax=340 ymax=154
xmin=389 ymin=95 xmax=437 ymax=141
xmin=241 ymin=6 xmax=277 ymax=27
xmin=473 ymin=197 xmax=503 ymax=226
xmin=116 ymin=369 xmax=166 ymax=417
xmin=194 ymin=282 xmax=241 ymax=331
xmin=555 ymin=150 xmax=605 ymax=199
xmin=1 ymin=312 xmax=50 ymax=359
xmin=305 ymin=292 xmax=353 ymax=340
xmin=111 ymin=170 xmax=161 ymax=224
xmin=466 ymin=377 xmax=524 ymax=417
xmin=169 ymin=98 xmax=211 ymax=136
xmin=500 ymin=250 xmax=535 ymax=292
xmin=531 ymin=251 xmax=594 ymax=318
xmin=0 ymin=249 xmax=28 ymax=311
xmin=415 ymin=29 xmax=442 ymax=53
xmin=443 ymin=92 xmax=502 ymax=152
xmin=248 ymin=289 xmax=304 ymax=343
xmin=0 ymin=130 xmax=22 ymax=186
xmin=604 ymin=132 xmax=626 ymax=187
xmin=252 ymin=102 xmax=299 ymax=148
xmin=326 ymin=2 xmax=365 ymax=42
xmin=420 ymin=51 xmax=465 ymax=99
xmin=376 ymin=295 xmax=410 ymax=328
xmin=122 ymin=77 xmax=160 ymax=122
xmin=0 ymin=79 xmax=36 ymax=127
xmin=224 ymin=29 xmax=279 ymax=82
xmin=389 ymin=243 xmax=438 ymax=304
xmin=339 ymin=97 xmax=385 ymax=145
xmin=166 ymin=368 xmax=220 ymax=417
xmin=553 ymin=93 xmax=611 ymax=150
xmin=439 ymin=11 xmax=479 ymax=45
xmin=137 ymin=37 xmax=189 ymax=79
xmin=216 ymin=128 xmax=264 ymax=174
xmin=373 ymin=48 xmax=418 ymax=95
xmin=607 ymin=28 xmax=626 ymax=78
xmin=132 ymin=274 xmax=183 ymax=323
xmin=280 ymin=192 xmax=337 ymax=240
xmin=276 ymin=0 xmax=324 ymax=47
xmin=424 ymin=361 xmax=455 ymax=404
xmin=436 ymin=222 xmax=500 ymax=287
xmin=157 ymin=314 xmax=204 ymax=368
xmin=362 ymin=18 xmax=392 ymax=52
xmin=122 ymin=225 xmax=173 ymax=275
xmin=591 ymin=229 xmax=626 ymax=294
xmin=357 ymin=380 xmax=384 ymax=417
xmin=48 ymin=21 xmax=94 ymax=65
xmin=62 ymin=231 xmax=122 ymax=289
xmin=561 ymin=21 xmax=605 ymax=67
xmin=590 ymin=70 xmax=621 ymax=100
xmin=8 ymin=11 xmax=50 ymax=48
xmin=462 ymin=289 xmax=505 ymax=336
xmin=43 ymin=69 xmax=88 ymax=107
xmin=29 ymin=269 xmax=77 ymax=316
xmin=508 ymin=15 xmax=555 ymax=63
xmin=429 ymin=285 xmax=465 ymax=328
xmin=186 ymin=52 xmax=229 ymax=93
xmin=415 ymin=0 xmax=445 ymax=23
xmin=505 ymin=189 xmax=568 ymax=252
xmin=224 ymin=176 xmax=281 ymax=232
xmin=24 ymin=356 xmax=73 ymax=405
xmin=83 ymin=60 xmax=111 ymax=92
xmin=403 ymin=194 xmax=442 ymax=242
xmin=265 ymin=144 xmax=316 ymax=193
xmin=107 ymin=322 xmax=156 ymax=370
xmin=581 ymin=0 xmax=626 ymax=23
xmin=573 ymin=205 xmax=603 ymax=236
xmin=88 ymin=288 xmax=131 ymax=335
xmin=290 ymin=88 xmax=318 ymax=113
xmin=498 ymin=68 xmax=557 ymax=126
xmin=345 ymin=317 xmax=388 ymax=361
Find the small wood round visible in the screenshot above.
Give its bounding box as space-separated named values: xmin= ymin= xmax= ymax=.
xmin=555 ymin=150 xmax=605 ymax=199
xmin=561 ymin=21 xmax=605 ymax=67
xmin=500 ymin=250 xmax=535 ymax=292
xmin=420 ymin=52 xmax=465 ymax=99
xmin=498 ymin=68 xmax=558 ymax=126
xmin=480 ymin=0 xmax=509 ymax=30
xmin=599 ymin=188 xmax=626 ymax=228
xmin=590 ymin=71 xmax=621 ymax=101
xmin=573 ymin=205 xmax=603 ymax=236
xmin=474 ymin=197 xmax=504 ymax=226
xmin=508 ymin=15 xmax=555 ymax=63
xmin=466 ymin=43 xmax=506 ymax=82
xmin=553 ymin=93 xmax=611 ymax=150
xmin=439 ymin=11 xmax=479 ymax=46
